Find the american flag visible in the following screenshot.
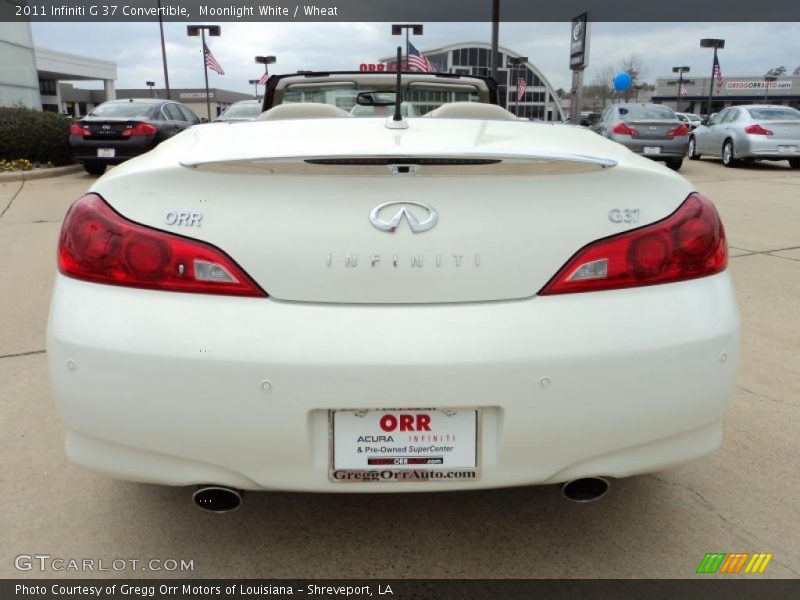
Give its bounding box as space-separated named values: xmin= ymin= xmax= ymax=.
xmin=407 ymin=42 xmax=435 ymax=73
xmin=257 ymin=72 xmax=269 ymax=85
xmin=517 ymin=77 xmax=527 ymax=100
xmin=679 ymin=82 xmax=688 ymax=97
xmin=713 ymin=54 xmax=723 ymax=92
xmin=203 ymin=42 xmax=225 ymax=76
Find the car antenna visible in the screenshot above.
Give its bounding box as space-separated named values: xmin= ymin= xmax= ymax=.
xmin=386 ymin=46 xmax=408 ymax=129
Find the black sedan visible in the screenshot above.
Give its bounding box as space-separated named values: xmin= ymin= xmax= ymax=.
xmin=69 ymin=99 xmax=200 ymax=175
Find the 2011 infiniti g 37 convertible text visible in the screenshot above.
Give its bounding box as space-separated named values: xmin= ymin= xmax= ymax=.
xmin=48 ymin=93 xmax=739 ymax=510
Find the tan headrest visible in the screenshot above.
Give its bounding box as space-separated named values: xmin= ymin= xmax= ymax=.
xmin=257 ymin=103 xmax=350 ymax=121
xmin=425 ymin=102 xmax=519 ymax=121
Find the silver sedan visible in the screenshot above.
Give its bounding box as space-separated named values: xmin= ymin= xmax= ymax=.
xmin=591 ymin=103 xmax=689 ymax=170
xmin=688 ymin=105 xmax=800 ymax=168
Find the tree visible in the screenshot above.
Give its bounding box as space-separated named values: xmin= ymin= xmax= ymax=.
xmin=794 ymin=66 xmax=800 ymax=75
xmin=766 ymin=66 xmax=787 ymax=76
xmin=618 ymin=55 xmax=648 ymax=101
xmin=584 ymin=56 xmax=651 ymax=109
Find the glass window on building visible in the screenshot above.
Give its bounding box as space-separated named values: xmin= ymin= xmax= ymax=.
xmin=39 ymin=79 xmax=56 ymax=95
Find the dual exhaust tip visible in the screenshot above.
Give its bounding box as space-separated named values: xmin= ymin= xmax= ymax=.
xmin=192 ymin=477 xmax=609 ymax=512
xmin=561 ymin=477 xmax=610 ymax=503
xmin=192 ymin=486 xmax=243 ymax=513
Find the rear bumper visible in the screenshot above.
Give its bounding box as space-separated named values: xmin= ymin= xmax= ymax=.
xmin=69 ymin=135 xmax=157 ymax=164
xmin=610 ymin=135 xmax=689 ymax=159
xmin=735 ymin=136 xmax=800 ymax=160
xmin=47 ymin=273 xmax=740 ymax=492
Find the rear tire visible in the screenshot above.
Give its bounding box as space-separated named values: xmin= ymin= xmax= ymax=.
xmin=666 ymin=158 xmax=683 ymax=171
xmin=688 ymin=136 xmax=701 ymax=160
xmin=790 ymin=158 xmax=800 ymax=169
xmin=83 ymin=162 xmax=106 ymax=176
xmin=722 ymin=140 xmax=737 ymax=168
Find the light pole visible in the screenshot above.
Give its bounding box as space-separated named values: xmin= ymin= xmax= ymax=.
xmin=491 ymin=0 xmax=500 ymax=81
xmin=672 ymin=66 xmax=690 ymax=112
xmin=508 ymin=56 xmax=527 ymax=117
xmin=763 ymin=75 xmax=777 ymax=104
xmin=156 ymin=0 xmax=171 ymax=99
xmin=700 ymin=38 xmax=725 ymax=119
xmin=391 ymin=24 xmax=423 ymax=71
xmin=187 ymin=24 xmax=221 ymax=121
xmin=146 ymin=81 xmax=156 ymax=98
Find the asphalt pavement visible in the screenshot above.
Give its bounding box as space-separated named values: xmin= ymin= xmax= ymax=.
xmin=1 ymin=158 xmax=798 ymax=579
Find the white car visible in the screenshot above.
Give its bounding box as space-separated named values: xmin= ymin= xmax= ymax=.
xmin=49 ymin=98 xmax=739 ymax=511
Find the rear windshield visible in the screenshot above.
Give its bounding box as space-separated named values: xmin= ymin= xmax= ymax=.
xmin=220 ymin=102 xmax=262 ymax=120
xmin=746 ymin=107 xmax=800 ymax=121
xmin=89 ymin=102 xmax=154 ymax=119
xmin=282 ymin=84 xmax=480 ymax=115
xmin=619 ymin=105 xmax=675 ymax=120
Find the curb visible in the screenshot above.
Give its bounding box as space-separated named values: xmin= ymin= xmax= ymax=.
xmin=0 ymin=164 xmax=82 ymax=183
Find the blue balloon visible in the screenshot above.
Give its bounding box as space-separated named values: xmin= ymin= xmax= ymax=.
xmin=613 ymin=72 xmax=633 ymax=92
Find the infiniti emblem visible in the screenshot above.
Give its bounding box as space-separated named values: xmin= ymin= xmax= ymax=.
xmin=369 ymin=201 xmax=438 ymax=234
xmin=102 ymin=124 xmax=110 ymax=130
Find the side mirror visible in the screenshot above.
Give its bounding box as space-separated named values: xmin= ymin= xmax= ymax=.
xmin=200 ymin=117 xmax=208 ymax=123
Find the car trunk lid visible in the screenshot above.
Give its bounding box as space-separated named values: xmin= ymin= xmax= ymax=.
xmin=94 ymin=119 xmax=693 ymax=304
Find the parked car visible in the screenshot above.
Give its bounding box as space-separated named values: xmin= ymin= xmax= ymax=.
xmin=69 ymin=99 xmax=200 ymax=175
xmin=591 ymin=103 xmax=690 ymax=170
xmin=688 ymin=105 xmax=800 ymax=168
xmin=675 ymin=112 xmax=702 ymax=130
xmin=580 ymin=112 xmax=601 ymax=127
xmin=49 ymin=76 xmax=738 ymax=511
xmin=214 ymin=100 xmax=262 ymax=122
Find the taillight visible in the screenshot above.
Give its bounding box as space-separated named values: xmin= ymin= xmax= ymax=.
xmin=69 ymin=122 xmax=91 ymax=136
xmin=666 ymin=123 xmax=689 ymax=137
xmin=540 ymin=193 xmax=727 ymax=295
xmin=744 ymin=124 xmax=774 ymax=136
xmin=611 ymin=122 xmax=639 ymax=136
xmin=58 ymin=194 xmax=266 ymax=297
xmin=122 ymin=122 xmax=158 ymax=137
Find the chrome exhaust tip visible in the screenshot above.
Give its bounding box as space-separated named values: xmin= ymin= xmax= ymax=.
xmin=192 ymin=485 xmax=243 ymax=513
xmin=561 ymin=477 xmax=610 ymax=503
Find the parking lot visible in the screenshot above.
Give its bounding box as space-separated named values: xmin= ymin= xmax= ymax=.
xmin=1 ymin=158 xmax=798 ymax=579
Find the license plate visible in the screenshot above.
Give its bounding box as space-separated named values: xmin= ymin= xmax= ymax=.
xmin=643 ymin=146 xmax=662 ymax=155
xmin=330 ymin=408 xmax=479 ymax=483
xmin=778 ymin=145 xmax=798 ymax=153
xmin=97 ymin=148 xmax=115 ymax=158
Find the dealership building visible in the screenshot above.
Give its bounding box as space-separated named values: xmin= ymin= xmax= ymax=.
xmin=1 ymin=22 xmax=117 ymax=114
xmin=652 ymin=74 xmax=800 ymax=114
xmin=378 ymin=42 xmax=564 ymax=121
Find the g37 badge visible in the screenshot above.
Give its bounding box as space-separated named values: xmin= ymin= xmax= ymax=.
xmin=608 ymin=209 xmax=640 ymax=223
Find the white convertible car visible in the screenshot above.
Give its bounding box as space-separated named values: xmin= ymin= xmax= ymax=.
xmin=48 ymin=73 xmax=739 ymax=511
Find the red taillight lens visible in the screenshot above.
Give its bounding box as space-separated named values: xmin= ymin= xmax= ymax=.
xmin=58 ymin=194 xmax=266 ymax=297
xmin=540 ymin=193 xmax=727 ymax=295
xmin=69 ymin=122 xmax=91 ymax=136
xmin=744 ymin=124 xmax=774 ymax=136
xmin=666 ymin=123 xmax=689 ymax=137
xmin=122 ymin=122 xmax=158 ymax=137
xmin=611 ymin=122 xmax=639 ymax=136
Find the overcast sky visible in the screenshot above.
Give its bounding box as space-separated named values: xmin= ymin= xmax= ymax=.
xmin=31 ymin=21 xmax=800 ymax=94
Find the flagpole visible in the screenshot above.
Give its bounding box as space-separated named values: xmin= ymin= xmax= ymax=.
xmin=405 ymin=30 xmax=409 ymax=72
xmin=201 ymin=28 xmax=211 ymax=121
xmin=706 ymin=47 xmax=716 ymax=119
xmin=677 ymin=70 xmax=683 ymax=111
